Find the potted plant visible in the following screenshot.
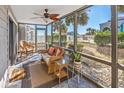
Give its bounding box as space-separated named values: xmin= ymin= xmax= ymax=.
xmin=72 ymin=51 xmax=81 ymax=70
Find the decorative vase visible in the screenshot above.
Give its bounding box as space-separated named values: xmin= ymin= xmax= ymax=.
xmin=74 ymin=60 xmax=82 ymax=71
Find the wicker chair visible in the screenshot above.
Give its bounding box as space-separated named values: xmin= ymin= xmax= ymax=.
xmin=19 ymin=40 xmax=34 ymax=57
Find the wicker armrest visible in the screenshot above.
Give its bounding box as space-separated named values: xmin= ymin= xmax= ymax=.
xmin=50 ymin=56 xmax=62 ymax=62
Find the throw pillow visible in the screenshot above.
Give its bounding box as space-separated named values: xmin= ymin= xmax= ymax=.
xmin=48 ymin=47 xmax=55 ymax=55
xmin=56 ymin=48 xmax=62 ymax=56
xmin=9 ymin=68 xmax=25 ymax=82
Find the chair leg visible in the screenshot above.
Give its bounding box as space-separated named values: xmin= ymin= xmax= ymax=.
xmin=48 ymin=63 xmax=55 ymax=74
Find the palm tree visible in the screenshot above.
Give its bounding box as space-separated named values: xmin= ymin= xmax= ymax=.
xmin=86 ymin=28 xmax=92 ymax=31
xmin=65 ymin=12 xmax=89 ymax=26
xmin=86 ymin=28 xmax=97 ymax=35
xmin=78 ymin=12 xmax=89 ymax=26
xmin=65 ymin=15 xmax=74 ymax=26
xmin=86 ymin=28 xmax=91 ymax=35
xmin=53 ymin=20 xmax=68 ymax=33
xmin=118 ymin=5 xmax=124 ymax=13
xmin=103 ymin=27 xmax=110 ymax=32
xmin=60 ymin=23 xmax=68 ymax=33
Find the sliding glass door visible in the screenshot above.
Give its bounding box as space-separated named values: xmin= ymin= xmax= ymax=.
xmin=18 ymin=24 xmax=47 ymax=52
xmin=36 ymin=29 xmax=46 ymax=51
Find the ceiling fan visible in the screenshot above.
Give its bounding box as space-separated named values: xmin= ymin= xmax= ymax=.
xmin=31 ymin=9 xmax=60 ymax=22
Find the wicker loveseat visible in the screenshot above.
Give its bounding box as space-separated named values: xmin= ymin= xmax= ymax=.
xmin=42 ymin=46 xmax=64 ymax=74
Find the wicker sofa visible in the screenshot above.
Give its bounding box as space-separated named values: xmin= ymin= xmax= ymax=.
xmin=42 ymin=46 xmax=64 ymax=74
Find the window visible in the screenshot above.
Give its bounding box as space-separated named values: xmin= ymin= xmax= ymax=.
xmin=117 ymin=5 xmax=124 ymax=87
xmin=76 ymin=5 xmax=112 ymax=87
xmin=36 ymin=29 xmax=46 ymax=50
xmin=77 ymin=5 xmax=112 ymax=61
xmin=18 ymin=23 xmax=46 ymax=51
xmin=18 ymin=24 xmax=36 ymax=49
xmin=36 ymin=25 xmax=46 ymax=29
xmin=117 ymin=5 xmax=124 ymax=65
xmin=60 ymin=15 xmax=74 ymax=48
xmin=52 ymin=22 xmax=60 ymax=46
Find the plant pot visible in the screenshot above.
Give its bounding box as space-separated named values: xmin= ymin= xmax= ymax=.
xmin=74 ymin=61 xmax=82 ymax=71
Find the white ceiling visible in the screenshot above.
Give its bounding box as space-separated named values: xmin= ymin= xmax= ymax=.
xmin=11 ymin=5 xmax=83 ymax=25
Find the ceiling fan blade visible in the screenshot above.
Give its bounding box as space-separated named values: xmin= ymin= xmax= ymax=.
xmin=30 ymin=16 xmax=45 ymax=19
xmin=33 ymin=12 xmax=43 ymax=16
xmin=49 ymin=14 xmax=59 ymax=17
xmin=50 ymin=17 xmax=60 ymax=21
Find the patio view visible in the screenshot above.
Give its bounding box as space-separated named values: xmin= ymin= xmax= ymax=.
xmin=48 ymin=5 xmax=124 ymax=87
xmin=0 ymin=5 xmax=124 ymax=88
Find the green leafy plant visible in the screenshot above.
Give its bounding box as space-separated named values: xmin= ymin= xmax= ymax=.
xmin=94 ymin=31 xmax=111 ymax=46
xmin=94 ymin=31 xmax=124 ymax=46
xmin=72 ymin=51 xmax=81 ymax=62
xmin=118 ymin=32 xmax=124 ymax=43
xmin=118 ymin=42 xmax=124 ymax=49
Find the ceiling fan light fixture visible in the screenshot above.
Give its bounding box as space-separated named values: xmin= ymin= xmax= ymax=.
xmin=33 ymin=9 xmax=60 ymax=23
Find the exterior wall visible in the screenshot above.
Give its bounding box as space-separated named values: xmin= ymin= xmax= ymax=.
xmin=0 ymin=5 xmax=9 ymax=79
xmin=118 ymin=19 xmax=124 ymax=32
xmin=0 ymin=5 xmax=18 ymax=80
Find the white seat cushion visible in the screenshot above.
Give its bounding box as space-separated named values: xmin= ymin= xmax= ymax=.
xmin=42 ymin=53 xmax=51 ymax=65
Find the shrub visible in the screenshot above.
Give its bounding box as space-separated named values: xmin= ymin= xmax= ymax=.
xmin=118 ymin=42 xmax=124 ymax=49
xmin=94 ymin=31 xmax=111 ymax=46
xmin=118 ymin=32 xmax=124 ymax=43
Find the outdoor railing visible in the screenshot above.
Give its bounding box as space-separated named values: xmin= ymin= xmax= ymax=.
xmin=52 ymin=45 xmax=124 ymax=87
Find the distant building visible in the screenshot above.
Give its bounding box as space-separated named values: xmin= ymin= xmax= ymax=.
xmin=25 ymin=25 xmax=35 ymax=43
xmin=67 ymin=31 xmax=94 ymax=43
xmin=100 ymin=17 xmax=124 ymax=32
xmin=77 ymin=34 xmax=83 ymax=41
xmin=82 ymin=35 xmax=94 ymax=43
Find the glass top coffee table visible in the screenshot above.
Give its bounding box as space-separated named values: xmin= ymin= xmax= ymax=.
xmin=54 ymin=59 xmax=69 ymax=85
